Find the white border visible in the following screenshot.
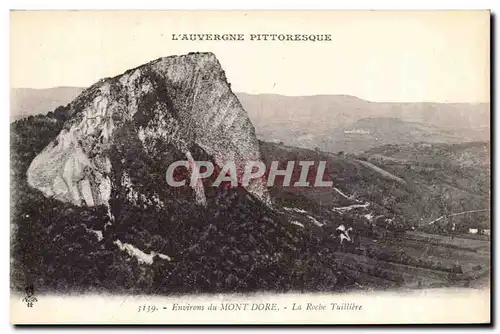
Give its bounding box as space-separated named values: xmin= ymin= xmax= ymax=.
xmin=2 ymin=1 xmax=497 ymax=333
xmin=2 ymin=0 xmax=498 ymax=10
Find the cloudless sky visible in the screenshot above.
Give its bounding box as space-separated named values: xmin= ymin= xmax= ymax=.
xmin=10 ymin=10 xmax=490 ymax=103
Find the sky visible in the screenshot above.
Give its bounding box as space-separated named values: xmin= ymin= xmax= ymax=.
xmin=10 ymin=10 xmax=490 ymax=103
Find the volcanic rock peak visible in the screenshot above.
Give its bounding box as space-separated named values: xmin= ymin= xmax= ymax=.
xmin=27 ymin=52 xmax=270 ymax=210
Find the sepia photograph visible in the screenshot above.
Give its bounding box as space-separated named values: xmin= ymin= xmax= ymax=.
xmin=9 ymin=10 xmax=491 ymax=324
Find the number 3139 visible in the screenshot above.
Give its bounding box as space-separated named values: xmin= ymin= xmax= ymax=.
xmin=138 ymin=305 xmax=158 ymax=313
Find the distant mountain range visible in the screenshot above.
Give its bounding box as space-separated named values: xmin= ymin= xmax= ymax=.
xmin=236 ymin=93 xmax=490 ymax=153
xmin=10 ymin=87 xmax=490 ymax=153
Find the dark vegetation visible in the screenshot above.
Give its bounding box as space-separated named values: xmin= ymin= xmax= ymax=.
xmin=257 ymin=141 xmax=490 ymax=285
xmin=360 ymin=142 xmax=490 ymax=231
xmin=10 ymin=108 xmax=127 ymax=293
xmin=11 ymin=109 xmax=490 ymax=294
xmin=258 ymin=140 xmax=490 ymax=230
xmin=11 ymin=110 xmax=357 ymax=294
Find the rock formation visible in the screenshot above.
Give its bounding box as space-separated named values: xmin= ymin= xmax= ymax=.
xmin=27 ymin=52 xmax=270 ymax=211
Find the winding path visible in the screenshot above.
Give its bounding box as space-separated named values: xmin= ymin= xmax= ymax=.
xmin=426 ymin=209 xmax=490 ymax=226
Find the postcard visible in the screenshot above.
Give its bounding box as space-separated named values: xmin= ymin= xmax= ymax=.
xmin=9 ymin=10 xmax=491 ymax=324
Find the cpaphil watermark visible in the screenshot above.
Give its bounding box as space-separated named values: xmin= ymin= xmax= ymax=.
xmin=166 ymin=160 xmax=333 ymax=188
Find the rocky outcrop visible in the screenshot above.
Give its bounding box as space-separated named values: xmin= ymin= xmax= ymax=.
xmin=27 ymin=52 xmax=270 ymax=210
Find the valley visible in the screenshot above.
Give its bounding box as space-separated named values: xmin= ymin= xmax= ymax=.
xmin=9 ymin=54 xmax=490 ymax=295
xmin=10 ymin=110 xmax=490 ymax=295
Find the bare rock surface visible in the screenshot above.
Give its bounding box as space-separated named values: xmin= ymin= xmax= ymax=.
xmin=27 ymin=52 xmax=269 ymax=209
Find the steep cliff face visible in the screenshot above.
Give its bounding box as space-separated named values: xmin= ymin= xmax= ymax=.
xmin=27 ymin=52 xmax=269 ymax=210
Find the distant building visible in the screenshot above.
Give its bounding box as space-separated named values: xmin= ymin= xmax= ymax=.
xmin=468 ymin=228 xmax=478 ymax=234
xmin=344 ymin=129 xmax=371 ymax=135
xmin=483 ymin=229 xmax=491 ymax=236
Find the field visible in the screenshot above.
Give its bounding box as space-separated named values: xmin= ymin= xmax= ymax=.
xmin=333 ymin=230 xmax=490 ymax=290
